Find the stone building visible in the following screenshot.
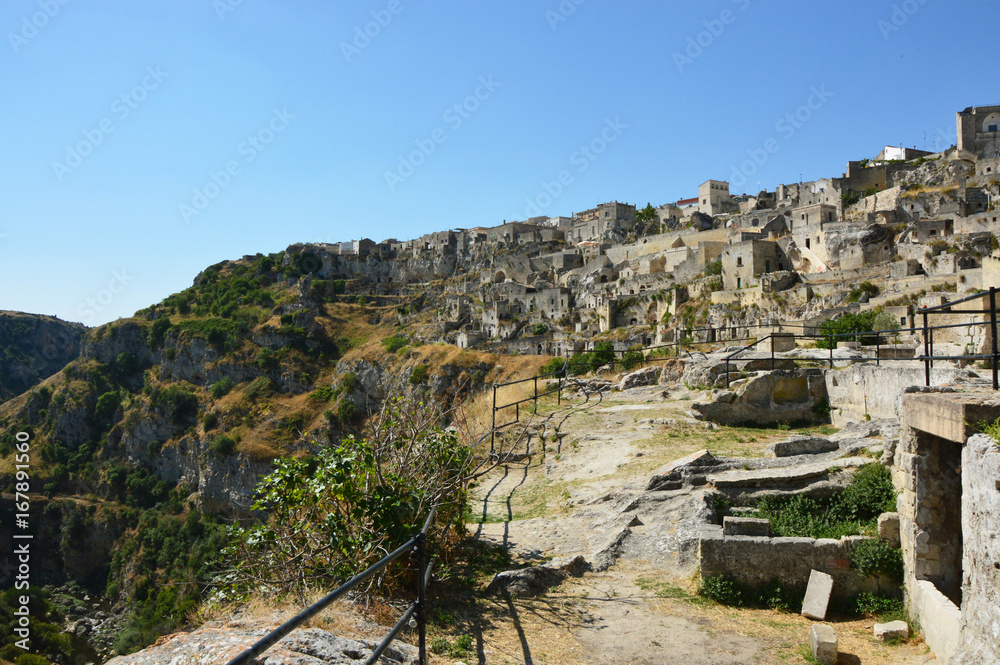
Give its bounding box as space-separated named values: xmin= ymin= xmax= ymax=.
xmin=569 ymin=201 xmax=637 ymax=242
xmin=957 ymin=104 xmax=1000 ymax=158
xmin=720 ymin=239 xmax=790 ymax=290
xmin=697 ymin=180 xmax=731 ymax=215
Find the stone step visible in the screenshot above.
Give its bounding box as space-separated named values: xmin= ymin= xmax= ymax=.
xmin=706 ymin=457 xmax=869 ymax=489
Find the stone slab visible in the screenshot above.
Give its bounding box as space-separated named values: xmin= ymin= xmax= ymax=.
xmin=874 ymin=620 xmax=909 ymax=642
xmin=801 ymin=569 xmax=834 ymax=620
xmin=767 ymin=436 xmax=838 ymax=457
xmin=809 ymin=624 xmax=838 ymax=665
xmin=707 ymin=457 xmax=867 ymax=488
xmin=723 ymin=516 xmax=770 ymax=537
xmin=877 ymin=512 xmax=900 ymax=547
xmin=647 ymin=449 xmax=716 ymax=490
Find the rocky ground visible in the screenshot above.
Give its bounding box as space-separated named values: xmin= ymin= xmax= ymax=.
xmin=453 ymin=380 xmax=940 ymax=665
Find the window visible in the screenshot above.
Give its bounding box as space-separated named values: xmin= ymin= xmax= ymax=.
xmin=930 ymin=230 xmax=937 ymax=236
xmin=737 ymin=257 xmax=743 ymax=267
xmin=806 ymin=238 xmax=811 ymax=249
xmin=737 ymin=277 xmax=742 ymax=288
xmin=765 ymin=260 xmax=771 ymax=272
xmin=990 ymin=125 xmax=999 ymax=132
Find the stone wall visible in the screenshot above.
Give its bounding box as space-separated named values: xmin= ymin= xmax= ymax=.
xmin=952 ymin=433 xmax=1000 ymax=665
xmin=894 ymin=393 xmax=1000 ymax=665
xmin=825 ymin=365 xmax=977 ymax=426
xmin=699 ymin=531 xmax=888 ymax=599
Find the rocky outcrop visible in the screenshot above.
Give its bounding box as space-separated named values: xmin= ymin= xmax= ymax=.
xmin=691 ymin=368 xmax=829 ymax=426
xmin=103 ymin=624 xmax=418 ymax=665
xmin=0 ymin=310 xmax=85 ymax=401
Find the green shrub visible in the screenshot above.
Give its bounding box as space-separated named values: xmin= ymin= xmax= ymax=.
xmin=208 ymin=435 xmax=237 ymax=457
xmin=853 ymin=591 xmax=904 ymax=618
xmin=621 ymin=348 xmax=644 ymax=371
xmin=382 ymin=334 xmax=409 ymax=353
xmin=847 ymin=281 xmax=880 ymax=303
xmin=850 ymin=539 xmax=903 ymax=583
xmin=699 ymin=575 xmax=744 ymax=606
xmin=704 ymin=258 xmax=722 ymax=276
xmin=309 ymin=386 xmax=336 ymax=403
xmin=816 ymin=310 xmax=884 ymax=349
xmin=147 ymin=316 xmax=172 ymax=349
xmin=531 ymin=323 xmax=548 ymax=336
xmin=202 ymin=412 xmax=219 ymax=431
xmin=210 ymin=377 xmax=236 ymax=399
xmin=540 ymin=357 xmax=566 ymax=376
xmin=336 ymin=398 xmax=359 ymax=423
xmin=151 ymin=386 xmax=199 ymax=426
xmin=409 ymin=364 xmax=430 ymax=384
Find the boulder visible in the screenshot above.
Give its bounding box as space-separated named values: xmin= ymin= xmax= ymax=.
xmin=878 ymin=512 xmax=901 ymax=547
xmin=874 ymin=620 xmax=909 ymax=642
xmin=767 ymin=436 xmax=838 ymax=458
xmin=487 ymin=566 xmax=567 ymax=597
xmin=809 ymin=624 xmax=838 ymax=665
xmin=722 ymin=517 xmax=770 ymax=537
xmin=647 ymin=449 xmax=717 ymax=491
xmin=618 ymin=366 xmax=662 ymax=390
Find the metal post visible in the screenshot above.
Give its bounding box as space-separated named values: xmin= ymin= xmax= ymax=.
xmin=725 ymin=358 xmax=730 ymax=389
xmin=491 ymin=384 xmax=497 ymax=454
xmin=923 ymin=311 xmax=930 ymax=387
xmin=770 ymin=337 xmax=775 ymax=371
xmin=829 ymin=335 xmax=834 ymax=369
xmin=929 ymin=326 xmax=934 ymax=369
xmin=533 ymin=376 xmax=538 ymax=414
xmin=876 ymin=335 xmax=881 ymax=367
xmin=991 ymin=287 xmax=999 ymax=390
xmin=415 ymin=533 xmax=427 ymax=665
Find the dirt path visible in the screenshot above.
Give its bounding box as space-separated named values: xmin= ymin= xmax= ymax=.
xmin=452 ymin=384 xmax=938 ymax=665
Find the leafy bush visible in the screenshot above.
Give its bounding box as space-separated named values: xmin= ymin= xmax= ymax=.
xmin=853 ymin=591 xmax=904 ymax=618
xmin=336 ymin=398 xmax=359 ymax=423
xmin=850 ymin=539 xmax=904 ymax=583
xmin=147 ymin=316 xmax=172 ymax=349
xmin=210 ymin=377 xmax=236 ymax=399
xmin=704 ymin=258 xmax=722 ymax=276
xmin=382 ymin=334 xmax=409 ymax=354
xmin=847 ymin=281 xmax=880 ymax=303
xmin=208 ymin=435 xmax=237 ymax=457
xmin=568 ymin=341 xmax=616 ymax=375
xmin=152 ymin=386 xmax=199 ymax=426
xmin=621 ymin=348 xmax=644 ymax=371
xmin=699 ymin=574 xmax=744 ymax=605
xmin=218 ymin=398 xmax=471 ymax=598
xmin=409 ymin=364 xmax=430 ymax=384
xmin=753 ymin=464 xmax=896 ymax=539
xmin=202 ymin=411 xmax=219 ymax=431
xmin=531 ymin=323 xmax=548 ymax=336
xmin=540 ymin=357 xmax=566 ymax=376
xmin=816 ymin=310 xmax=884 ymax=349
xmin=698 ymin=575 xmax=803 ymax=611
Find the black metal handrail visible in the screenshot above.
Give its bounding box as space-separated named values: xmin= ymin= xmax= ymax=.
xmin=224 ymin=506 xmax=437 ymax=665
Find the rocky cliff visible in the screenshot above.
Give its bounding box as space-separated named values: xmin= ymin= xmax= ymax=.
xmin=0 ymin=310 xmax=85 ymax=401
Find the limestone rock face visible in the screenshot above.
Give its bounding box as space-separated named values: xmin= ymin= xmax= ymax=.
xmin=103 ymin=625 xmax=418 ymax=665
xmin=617 ymin=366 xmax=661 ymax=390
xmin=0 ymin=311 xmax=86 ymax=401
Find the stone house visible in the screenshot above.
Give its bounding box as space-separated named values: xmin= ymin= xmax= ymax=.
xmin=721 ymin=239 xmax=790 ymax=290
xmin=957 ymin=104 xmax=1000 ymax=158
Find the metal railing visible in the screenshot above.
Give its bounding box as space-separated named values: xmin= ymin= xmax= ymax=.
xmin=224 ymin=507 xmax=439 ymax=665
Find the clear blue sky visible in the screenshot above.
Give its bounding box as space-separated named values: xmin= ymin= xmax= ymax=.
xmin=1 ymin=0 xmax=994 ymax=325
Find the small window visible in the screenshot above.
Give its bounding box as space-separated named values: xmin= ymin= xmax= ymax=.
xmin=765 ymin=260 xmax=771 ymax=272
xmin=806 ymin=238 xmax=811 ymax=249
xmin=737 ymin=257 xmax=743 ymax=267
xmin=900 ymin=317 xmax=907 ymax=325
xmin=930 ymin=230 xmax=937 ymax=236
xmin=989 ymin=124 xmax=999 ymax=132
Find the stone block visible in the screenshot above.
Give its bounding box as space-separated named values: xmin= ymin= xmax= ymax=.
xmin=767 ymin=436 xmax=838 ymax=457
xmin=801 ymin=570 xmax=834 ymax=620
xmin=874 ymin=620 xmax=909 ymax=642
xmin=647 ymin=449 xmax=716 ymax=490
xmin=809 ymin=624 xmax=838 ymax=665
xmin=723 ymin=516 xmax=770 ymax=537
xmin=878 ymin=512 xmax=901 ymax=547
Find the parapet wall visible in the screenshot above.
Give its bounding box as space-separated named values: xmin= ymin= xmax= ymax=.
xmin=699 ymin=529 xmax=886 ymax=599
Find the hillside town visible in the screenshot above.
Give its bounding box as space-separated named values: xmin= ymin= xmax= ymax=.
xmin=299 ymin=105 xmax=1000 ymax=361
